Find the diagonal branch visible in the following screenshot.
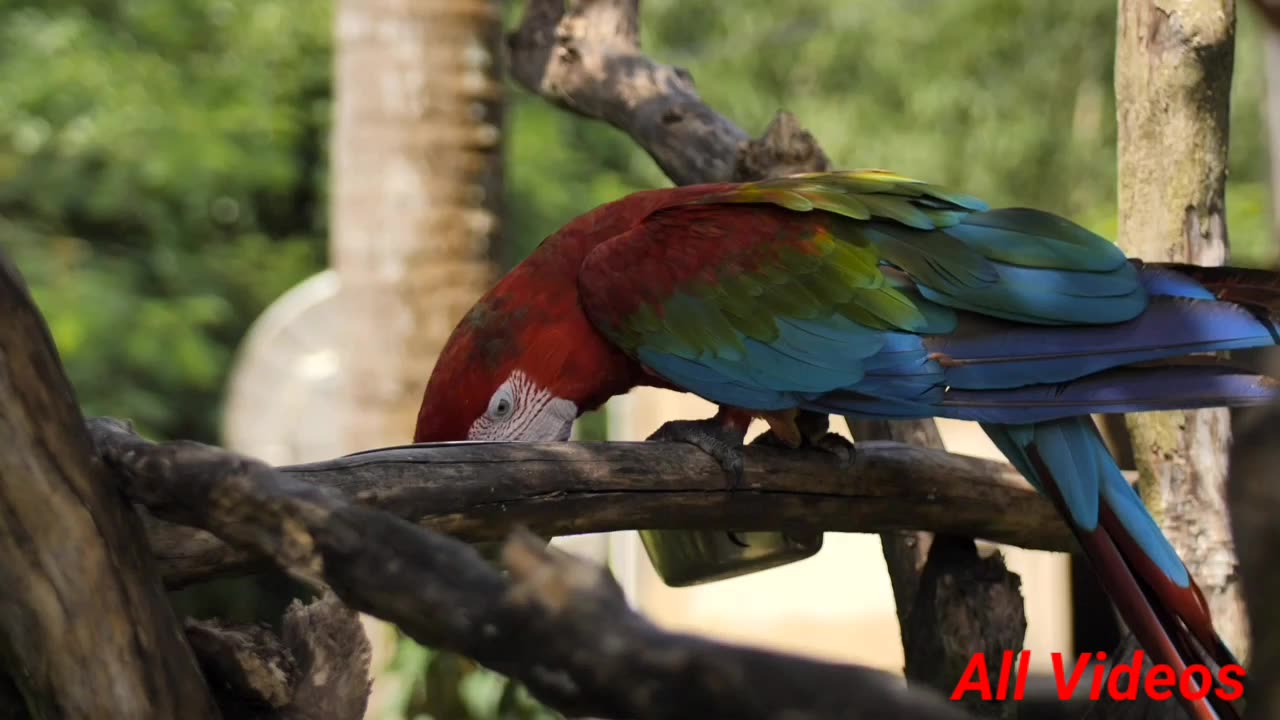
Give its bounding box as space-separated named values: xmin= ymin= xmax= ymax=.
xmin=92 ymin=417 xmax=974 ymax=720
xmin=508 ymin=0 xmax=752 ymax=184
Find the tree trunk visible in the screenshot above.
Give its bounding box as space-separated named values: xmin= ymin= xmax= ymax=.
xmin=330 ymin=0 xmax=505 ymax=715
xmin=330 ymin=0 xmax=504 ymax=453
xmin=0 ymin=251 xmax=219 ymax=720
xmin=1114 ymin=0 xmax=1245 ymax=658
xmin=1266 ymin=20 xmax=1280 ymax=247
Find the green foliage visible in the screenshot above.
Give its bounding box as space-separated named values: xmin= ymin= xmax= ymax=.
xmin=379 ymin=642 xmax=563 ymax=720
xmin=0 ymin=0 xmax=332 ymax=441
xmin=4 ymin=0 xmax=1274 ymax=442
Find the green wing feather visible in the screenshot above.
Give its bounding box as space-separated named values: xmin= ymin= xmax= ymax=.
xmin=581 ymin=170 xmax=1141 ymax=369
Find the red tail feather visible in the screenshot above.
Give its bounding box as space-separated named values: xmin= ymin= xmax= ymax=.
xmin=1026 ymin=447 xmax=1242 ymax=720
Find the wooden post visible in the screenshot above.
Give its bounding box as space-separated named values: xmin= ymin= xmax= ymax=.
xmin=1114 ymin=0 xmax=1245 ymax=657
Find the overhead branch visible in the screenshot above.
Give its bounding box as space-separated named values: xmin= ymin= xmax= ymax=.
xmin=108 ymin=423 xmax=1074 ymax=589
xmin=0 ymin=252 xmax=218 ymax=719
xmin=508 ymin=0 xmax=747 ymax=184
xmin=92 ymin=418 xmax=973 ymax=720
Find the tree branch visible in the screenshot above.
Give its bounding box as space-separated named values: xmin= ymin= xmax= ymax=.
xmin=0 ymin=252 xmax=219 ymax=719
xmin=112 ymin=424 xmax=1074 ymax=589
xmin=507 ymin=0 xmax=754 ymax=185
xmin=92 ymin=418 xmax=973 ymax=720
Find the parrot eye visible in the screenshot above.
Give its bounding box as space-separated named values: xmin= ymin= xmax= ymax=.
xmin=487 ymin=385 xmax=516 ymax=420
xmin=467 ymin=370 xmax=576 ymax=442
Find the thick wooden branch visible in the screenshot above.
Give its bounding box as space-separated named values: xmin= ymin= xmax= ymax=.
xmin=112 ymin=425 xmax=1073 ymax=588
xmin=93 ymin=417 xmax=973 ymax=720
xmin=0 ymin=252 xmax=218 ymax=719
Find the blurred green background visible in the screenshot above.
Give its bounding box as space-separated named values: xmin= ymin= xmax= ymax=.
xmin=0 ymin=1 xmax=1274 ymax=718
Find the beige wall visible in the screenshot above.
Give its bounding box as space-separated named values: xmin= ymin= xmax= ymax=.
xmin=593 ymin=388 xmax=1072 ymax=673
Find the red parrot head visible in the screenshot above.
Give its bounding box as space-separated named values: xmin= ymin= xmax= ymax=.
xmin=412 ymin=187 xmax=697 ymax=444
xmin=412 ymin=289 xmax=582 ymax=443
xmin=412 ymin=245 xmax=641 ymax=445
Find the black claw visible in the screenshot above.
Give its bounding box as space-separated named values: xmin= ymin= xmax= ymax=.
xmin=812 ymin=432 xmax=856 ymax=467
xmin=794 ymin=409 xmax=833 ymax=440
xmin=747 ymin=430 xmax=791 ymax=450
xmin=648 ymin=418 xmax=748 ymax=488
xmin=750 ymin=427 xmax=856 ymax=468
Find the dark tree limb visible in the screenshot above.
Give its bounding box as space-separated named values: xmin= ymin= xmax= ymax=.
xmin=508 ymin=1 xmax=1027 ymax=714
xmin=849 ymin=421 xmax=1026 ymax=720
xmin=185 ymin=594 xmax=372 ymax=720
xmin=119 ymin=427 xmax=1074 ymax=589
xmin=92 ymin=418 xmax=974 ymax=720
xmin=0 ymin=252 xmax=219 ymax=719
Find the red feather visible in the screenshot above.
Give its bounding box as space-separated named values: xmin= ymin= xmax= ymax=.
xmin=413 ymin=185 xmax=727 ymax=442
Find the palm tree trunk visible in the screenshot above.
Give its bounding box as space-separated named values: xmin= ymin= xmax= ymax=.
xmin=331 ymin=0 xmax=503 ymax=453
xmin=330 ymin=0 xmax=505 ymax=715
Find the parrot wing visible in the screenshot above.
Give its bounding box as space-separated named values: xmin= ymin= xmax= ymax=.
xmin=577 ymin=169 xmax=1152 ymax=412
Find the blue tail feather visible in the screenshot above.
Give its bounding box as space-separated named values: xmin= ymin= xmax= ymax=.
xmin=981 ymin=418 xmax=1190 ymax=589
xmin=928 ymin=296 xmax=1280 ymax=391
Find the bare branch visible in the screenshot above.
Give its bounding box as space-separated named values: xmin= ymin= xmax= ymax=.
xmin=109 ymin=424 xmax=1075 ymax=589
xmin=511 ymin=0 xmax=753 ymax=183
xmin=0 ymin=248 xmax=218 ymax=718
xmin=93 ymin=417 xmax=972 ymax=720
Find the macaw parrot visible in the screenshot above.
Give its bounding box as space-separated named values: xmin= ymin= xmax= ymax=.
xmin=415 ymin=170 xmax=1276 ymax=720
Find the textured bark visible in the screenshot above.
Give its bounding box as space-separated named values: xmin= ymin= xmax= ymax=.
xmin=330 ymin=2 xmax=505 ymax=710
xmin=0 ymin=251 xmax=219 ymax=719
xmin=1114 ymin=0 xmax=1245 ymax=658
xmin=330 ymin=0 xmax=503 ymax=453
xmin=185 ymin=595 xmax=372 ymax=720
xmin=93 ymin=417 xmax=973 ymax=720
xmin=103 ymin=423 xmax=1075 ymax=589
xmin=899 ymin=538 xmax=1025 ymax=720
xmin=508 ymin=0 xmax=751 ymax=185
xmin=850 ymin=420 xmax=1025 ymax=720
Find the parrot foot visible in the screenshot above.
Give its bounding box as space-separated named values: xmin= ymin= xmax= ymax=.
xmin=811 ymin=432 xmax=856 ymax=467
xmin=647 ymin=418 xmax=749 ymax=488
xmin=751 ymin=429 xmax=856 ymax=468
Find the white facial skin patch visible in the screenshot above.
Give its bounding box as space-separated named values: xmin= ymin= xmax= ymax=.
xmin=467 ymin=369 xmax=578 ymax=441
